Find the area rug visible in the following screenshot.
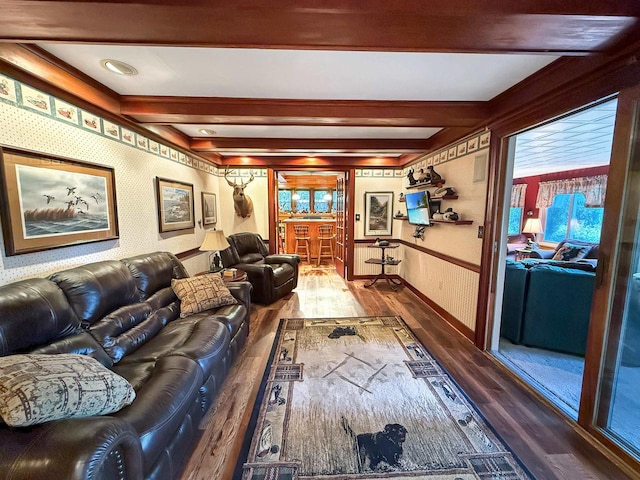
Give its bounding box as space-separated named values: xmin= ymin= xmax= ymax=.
xmin=238 ymin=316 xmax=534 ymax=479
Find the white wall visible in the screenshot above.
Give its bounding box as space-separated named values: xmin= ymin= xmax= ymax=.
xmin=0 ymin=75 xmax=222 ymax=283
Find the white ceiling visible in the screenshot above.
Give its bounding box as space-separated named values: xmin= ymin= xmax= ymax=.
xmin=513 ymin=98 xmax=617 ymax=178
xmin=39 ymin=45 xmax=558 ymax=101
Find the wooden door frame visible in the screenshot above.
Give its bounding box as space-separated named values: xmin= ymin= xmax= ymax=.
xmin=267 ymin=167 xmax=355 ymax=279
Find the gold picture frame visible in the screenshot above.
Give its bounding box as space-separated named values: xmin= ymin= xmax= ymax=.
xmin=0 ymin=146 xmax=119 ymax=256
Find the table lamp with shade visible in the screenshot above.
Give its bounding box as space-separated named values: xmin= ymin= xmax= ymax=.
xmin=522 ymin=218 xmax=544 ymax=248
xmin=199 ymin=229 xmax=230 ymax=272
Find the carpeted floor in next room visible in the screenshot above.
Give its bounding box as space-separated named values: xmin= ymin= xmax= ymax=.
xmin=497 ymin=338 xmax=640 ymax=450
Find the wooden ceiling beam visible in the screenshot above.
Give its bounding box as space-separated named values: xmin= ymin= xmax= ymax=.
xmin=0 ymin=1 xmax=638 ymax=54
xmin=220 ymin=155 xmax=403 ymax=168
xmin=123 ymin=97 xmax=488 ymax=128
xmin=191 ymin=138 xmax=431 ymax=151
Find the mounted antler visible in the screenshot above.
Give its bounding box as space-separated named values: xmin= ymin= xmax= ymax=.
xmin=224 ymin=168 xmax=254 ymax=218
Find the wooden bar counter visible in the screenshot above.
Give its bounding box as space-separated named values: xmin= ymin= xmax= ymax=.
xmin=281 ymin=218 xmax=336 ymax=262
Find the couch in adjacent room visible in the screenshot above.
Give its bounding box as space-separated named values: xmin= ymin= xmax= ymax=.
xmin=220 ymin=231 xmax=300 ymax=305
xmin=501 ymin=260 xmax=596 ymax=356
xmin=0 ymin=251 xmax=251 ymax=480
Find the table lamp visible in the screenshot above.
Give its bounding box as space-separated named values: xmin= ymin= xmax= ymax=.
xmin=522 ymin=218 xmax=543 ymax=248
xmin=199 ymin=229 xmax=230 ymax=272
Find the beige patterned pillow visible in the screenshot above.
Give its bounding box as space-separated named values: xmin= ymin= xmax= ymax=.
xmin=0 ymin=354 xmax=135 ymax=427
xmin=171 ymin=273 xmax=238 ymax=318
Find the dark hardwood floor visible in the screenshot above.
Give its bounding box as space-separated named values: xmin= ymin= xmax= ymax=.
xmin=181 ymin=265 xmax=636 ymax=480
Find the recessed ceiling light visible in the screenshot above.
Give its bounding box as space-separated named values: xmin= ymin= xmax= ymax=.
xmin=198 ymin=129 xmax=217 ymax=135
xmin=100 ymin=59 xmax=138 ymax=76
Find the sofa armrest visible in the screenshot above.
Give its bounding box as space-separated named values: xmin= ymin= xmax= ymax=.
xmin=226 ymin=281 xmax=252 ymax=310
xmin=530 ymin=248 xmax=555 ymax=259
xmin=0 ymin=416 xmax=142 ymax=480
xmin=265 ymin=254 xmax=300 ymax=268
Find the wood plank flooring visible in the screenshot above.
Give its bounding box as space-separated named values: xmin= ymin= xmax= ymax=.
xmin=181 ymin=265 xmax=636 ymax=480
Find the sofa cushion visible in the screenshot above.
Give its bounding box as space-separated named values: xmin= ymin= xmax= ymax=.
xmin=89 ymin=303 xmax=179 ymax=363
xmin=122 ymin=252 xmax=189 ymax=300
xmin=119 ymin=317 xmax=231 ymax=379
xmin=0 ymin=354 xmax=135 ymax=427
xmin=171 ymin=274 xmax=237 ymax=318
xmin=552 ymin=242 xmax=591 ymax=262
xmin=207 ymin=304 xmax=248 ymax=338
xmin=49 ymin=261 xmax=139 ymax=327
xmin=111 ymin=355 xmax=202 ymax=471
xmin=32 ymin=331 xmax=114 ymax=368
xmin=0 ymin=278 xmax=81 ymax=356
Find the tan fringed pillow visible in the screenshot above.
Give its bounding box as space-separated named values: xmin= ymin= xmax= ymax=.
xmin=0 ymin=354 xmax=136 ymax=427
xmin=171 ymin=273 xmax=238 ymax=318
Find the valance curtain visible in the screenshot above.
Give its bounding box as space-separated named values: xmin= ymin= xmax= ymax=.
xmin=510 ymin=183 xmax=527 ymax=208
xmin=535 ymin=175 xmax=607 ymax=209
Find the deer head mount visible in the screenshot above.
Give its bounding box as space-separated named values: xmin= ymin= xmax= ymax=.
xmin=224 ymin=168 xmax=254 ymax=218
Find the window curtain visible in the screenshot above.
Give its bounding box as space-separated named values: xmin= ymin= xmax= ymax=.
xmin=511 ymin=183 xmax=527 ymax=208
xmin=536 ymin=175 xmax=607 ymax=208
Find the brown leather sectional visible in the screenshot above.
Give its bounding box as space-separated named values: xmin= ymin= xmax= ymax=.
xmin=0 ymin=251 xmax=251 ymax=480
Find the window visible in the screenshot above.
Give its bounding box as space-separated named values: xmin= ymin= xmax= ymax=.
xmin=278 ymin=190 xmax=292 ymax=212
xmin=314 ymin=190 xmax=330 ymax=213
xmin=543 ymin=193 xmax=603 ymax=243
xmin=294 ymin=189 xmax=310 ymax=213
xmin=507 ymin=208 xmax=522 ymax=235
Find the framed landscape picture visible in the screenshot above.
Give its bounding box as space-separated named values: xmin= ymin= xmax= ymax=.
xmin=156 ymin=177 xmax=195 ymax=232
xmin=364 ymin=191 xmax=393 ymax=236
xmin=0 ymin=146 xmax=119 ymax=256
xmin=201 ymin=192 xmax=217 ymax=226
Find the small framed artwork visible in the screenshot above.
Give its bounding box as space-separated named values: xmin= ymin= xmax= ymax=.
xmin=53 ymin=98 xmax=78 ymax=124
xmin=155 ymin=177 xmax=195 ymax=233
xmin=467 ymin=136 xmax=479 ymax=152
xmin=21 ymin=84 xmax=52 ymax=115
xmin=0 ymin=147 xmax=119 ymax=256
xmin=201 ymin=192 xmax=217 ymax=226
xmin=448 ymin=146 xmax=457 ymax=159
xmin=0 ymin=75 xmax=17 ymax=103
xmin=364 ymin=191 xmax=393 ymax=236
xmin=479 ymin=131 xmax=491 ymax=148
xmin=457 ymin=142 xmax=468 ymax=156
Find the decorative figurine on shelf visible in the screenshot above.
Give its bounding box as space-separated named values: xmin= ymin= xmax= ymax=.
xmin=431 ymin=187 xmax=456 ymax=199
xmin=427 ymin=166 xmax=442 ymax=184
xmin=398 ymin=193 xmax=405 ymax=202
xmin=407 ymin=168 xmax=417 ymax=186
xmin=432 ymin=209 xmax=444 ymax=220
xmin=442 ymin=207 xmax=459 ymax=221
xmin=374 ymin=237 xmax=390 ymax=247
xmin=417 ymin=168 xmax=431 ymax=183
xmin=395 ymin=210 xmax=404 ymax=218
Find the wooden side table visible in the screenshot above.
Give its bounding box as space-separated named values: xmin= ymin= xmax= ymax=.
xmin=364 ymin=244 xmax=402 ymax=291
xmin=196 ymin=269 xmax=248 ymax=282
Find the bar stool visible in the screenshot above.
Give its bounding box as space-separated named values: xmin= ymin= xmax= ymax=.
xmin=317 ymin=224 xmax=336 ymax=266
xmin=293 ymin=224 xmax=311 ymax=263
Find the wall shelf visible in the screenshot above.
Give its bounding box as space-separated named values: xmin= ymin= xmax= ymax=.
xmin=430 ymin=195 xmax=459 ymax=201
xmin=406 ymin=181 xmax=445 ymax=190
xmin=394 ymin=215 xmax=408 ymax=220
xmin=430 ymin=219 xmax=473 ymax=225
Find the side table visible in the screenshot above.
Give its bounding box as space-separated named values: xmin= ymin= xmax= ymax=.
xmin=196 ymin=269 xmax=248 ymax=283
xmin=364 ymin=244 xmax=402 ymax=291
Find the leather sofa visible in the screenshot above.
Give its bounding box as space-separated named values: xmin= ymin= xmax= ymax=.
xmin=0 ymin=252 xmax=251 ymax=480
xmin=220 ymin=232 xmax=300 ymax=304
xmin=501 ymin=260 xmax=595 ymax=356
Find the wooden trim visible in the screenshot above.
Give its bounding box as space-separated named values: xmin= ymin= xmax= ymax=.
xmin=175 ymin=247 xmax=202 ymax=260
xmin=191 ymin=137 xmax=431 ymax=152
xmin=403 ymin=278 xmax=475 ymax=342
xmin=122 ymin=96 xmax=488 ymax=128
xmin=346 ymin=169 xmax=356 ymax=281
xmin=221 ymin=156 xmax=403 ymax=168
xmin=267 ymin=168 xmax=278 ymax=254
xmin=398 ymin=239 xmax=481 ymax=273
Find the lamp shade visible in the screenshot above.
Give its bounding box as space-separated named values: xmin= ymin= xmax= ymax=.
xmin=522 ymin=218 xmax=543 ymax=234
xmin=199 ymin=229 xmax=230 ymax=251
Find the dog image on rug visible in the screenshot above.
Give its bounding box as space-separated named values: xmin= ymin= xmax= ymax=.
xmin=341 ymin=416 xmax=408 ymax=471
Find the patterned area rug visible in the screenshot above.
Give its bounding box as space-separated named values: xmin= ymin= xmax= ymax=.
xmin=238 ymin=316 xmax=534 ymax=479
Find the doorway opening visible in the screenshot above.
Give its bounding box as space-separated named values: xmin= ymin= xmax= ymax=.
xmin=492 ymin=97 xmax=617 ymax=418
xmin=274 ymin=170 xmax=345 ymax=272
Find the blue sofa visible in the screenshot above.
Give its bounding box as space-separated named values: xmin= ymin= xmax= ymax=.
xmin=501 ymin=260 xmax=596 ymax=356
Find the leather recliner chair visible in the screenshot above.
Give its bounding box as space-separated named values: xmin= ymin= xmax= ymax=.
xmin=220 ymin=232 xmax=300 ymax=304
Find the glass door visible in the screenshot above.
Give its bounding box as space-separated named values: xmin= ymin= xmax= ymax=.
xmin=587 ymin=84 xmax=640 ymax=463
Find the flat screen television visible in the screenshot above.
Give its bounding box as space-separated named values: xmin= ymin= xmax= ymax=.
xmin=405 ymin=190 xmax=432 ymax=226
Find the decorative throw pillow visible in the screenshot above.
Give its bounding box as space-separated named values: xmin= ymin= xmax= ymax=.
xmin=0 ymin=354 xmax=135 ymax=427
xmin=552 ymin=243 xmax=591 ymax=262
xmin=171 ymin=273 xmax=238 ymax=318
